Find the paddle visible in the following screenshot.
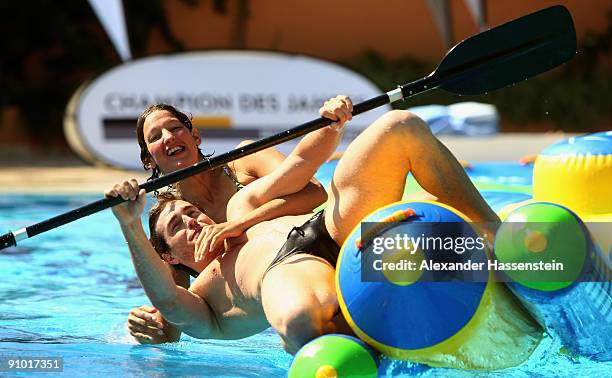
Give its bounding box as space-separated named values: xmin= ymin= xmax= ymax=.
xmin=0 ymin=5 xmax=576 ymax=250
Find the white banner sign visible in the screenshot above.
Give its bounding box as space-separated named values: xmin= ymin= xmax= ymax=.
xmin=65 ymin=51 xmax=391 ymax=170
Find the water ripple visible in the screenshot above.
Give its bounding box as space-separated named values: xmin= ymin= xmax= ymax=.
xmin=0 ymin=335 xmax=101 ymax=344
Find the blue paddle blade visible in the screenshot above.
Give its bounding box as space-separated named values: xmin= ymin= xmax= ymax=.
xmin=435 ymin=5 xmax=576 ymax=95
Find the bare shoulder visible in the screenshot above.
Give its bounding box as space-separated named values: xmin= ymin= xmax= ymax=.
xmin=227 ymin=140 xmax=257 ymax=184
xmin=188 ymin=261 xmax=223 ymax=298
xmin=230 ymin=140 xmax=287 ymax=180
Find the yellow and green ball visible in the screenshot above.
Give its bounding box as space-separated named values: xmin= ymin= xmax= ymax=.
xmin=288 ymin=334 xmax=378 ymax=378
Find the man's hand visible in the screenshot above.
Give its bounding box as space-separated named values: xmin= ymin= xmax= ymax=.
xmin=319 ymin=95 xmax=353 ymax=130
xmin=194 ymin=221 xmax=245 ymax=263
xmin=104 ymin=179 xmax=146 ymax=226
xmin=127 ymin=305 xmax=168 ymax=344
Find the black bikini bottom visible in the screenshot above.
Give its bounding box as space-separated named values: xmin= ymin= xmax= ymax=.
xmin=264 ymin=210 xmax=340 ymax=275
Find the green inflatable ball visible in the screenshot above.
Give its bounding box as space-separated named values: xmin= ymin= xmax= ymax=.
xmin=288 ymin=334 xmax=378 ymax=378
xmin=494 ymin=202 xmax=588 ymax=291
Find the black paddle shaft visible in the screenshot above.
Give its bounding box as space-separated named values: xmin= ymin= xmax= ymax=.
xmin=0 ymin=93 xmax=390 ymax=250
xmin=0 ymin=5 xmax=576 ymax=250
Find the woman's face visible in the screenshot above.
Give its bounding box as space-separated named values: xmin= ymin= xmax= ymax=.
xmin=143 ymin=110 xmax=201 ymax=174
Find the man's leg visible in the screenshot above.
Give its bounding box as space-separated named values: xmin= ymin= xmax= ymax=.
xmin=325 ymin=110 xmax=500 ymax=245
xmin=261 ymin=255 xmax=351 ymax=354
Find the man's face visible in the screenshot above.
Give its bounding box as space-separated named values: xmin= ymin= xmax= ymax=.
xmin=155 ymin=200 xmax=215 ymax=268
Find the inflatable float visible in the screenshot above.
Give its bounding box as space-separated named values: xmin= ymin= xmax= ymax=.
xmin=291 ymin=132 xmax=612 ymax=376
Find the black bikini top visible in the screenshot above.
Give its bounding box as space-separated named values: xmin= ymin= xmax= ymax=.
xmin=222 ymin=165 xmax=244 ymax=191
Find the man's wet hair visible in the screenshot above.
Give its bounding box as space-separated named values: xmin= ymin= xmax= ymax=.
xmin=148 ymin=192 xmax=200 ymax=278
xmin=148 ymin=191 xmax=180 ymax=257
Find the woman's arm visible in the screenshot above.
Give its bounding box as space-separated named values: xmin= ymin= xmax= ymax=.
xmin=193 ymin=182 xmax=326 ymax=260
xmin=227 ymin=181 xmax=326 ymax=224
xmin=126 ymin=267 xmax=189 ymax=344
xmin=233 ymin=96 xmax=351 ymax=204
xmin=127 ymin=305 xmax=181 ymax=344
xmin=231 ymin=143 xmax=328 ymax=215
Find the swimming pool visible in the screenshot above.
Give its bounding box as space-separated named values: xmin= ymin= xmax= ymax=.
xmin=0 ymin=162 xmax=610 ymax=377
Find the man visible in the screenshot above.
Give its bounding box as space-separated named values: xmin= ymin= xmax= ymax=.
xmin=109 ymin=102 xmax=500 ymax=353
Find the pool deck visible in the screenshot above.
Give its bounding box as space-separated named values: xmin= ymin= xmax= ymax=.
xmin=0 ymin=132 xmax=573 ymax=194
xmin=0 ymin=158 xmax=148 ymax=195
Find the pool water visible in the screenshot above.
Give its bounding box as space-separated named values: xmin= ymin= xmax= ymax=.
xmin=0 ymin=194 xmax=290 ymax=377
xmin=0 ymin=162 xmax=610 ymax=377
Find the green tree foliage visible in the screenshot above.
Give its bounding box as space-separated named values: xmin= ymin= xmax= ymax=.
xmin=0 ymin=0 xmax=191 ymax=149
xmin=0 ymin=0 xmax=116 ymax=147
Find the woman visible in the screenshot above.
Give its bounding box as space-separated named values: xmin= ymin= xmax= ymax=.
xmin=135 ymin=96 xmax=353 ymax=255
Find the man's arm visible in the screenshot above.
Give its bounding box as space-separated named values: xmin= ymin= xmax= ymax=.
xmin=121 ymin=214 xmax=220 ymax=340
xmin=106 ymin=181 xmax=220 ymax=340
